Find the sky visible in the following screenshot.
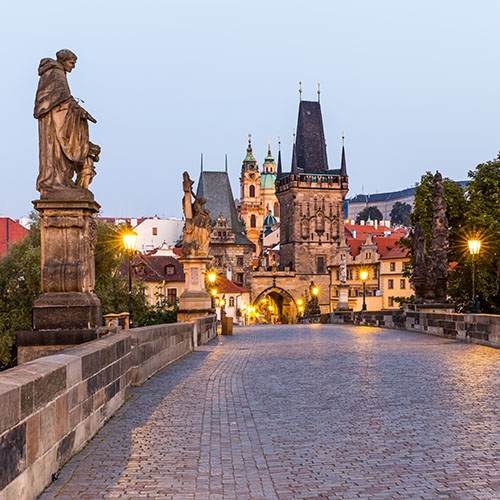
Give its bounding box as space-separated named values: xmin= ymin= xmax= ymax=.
xmin=1 ymin=0 xmax=500 ymax=220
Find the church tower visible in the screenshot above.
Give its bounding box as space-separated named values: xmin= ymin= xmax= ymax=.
xmin=237 ymin=135 xmax=262 ymax=252
xmin=276 ymin=95 xmax=348 ymax=275
xmin=260 ymin=142 xmax=280 ymax=221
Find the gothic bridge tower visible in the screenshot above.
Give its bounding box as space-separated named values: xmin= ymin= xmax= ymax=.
xmin=276 ymin=95 xmax=348 ymax=278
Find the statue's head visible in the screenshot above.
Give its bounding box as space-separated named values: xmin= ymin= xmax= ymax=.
xmin=56 ymin=49 xmax=77 ymax=73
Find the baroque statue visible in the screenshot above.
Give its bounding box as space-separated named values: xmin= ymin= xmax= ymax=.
xmin=34 ymin=49 xmax=100 ymax=193
xmin=412 ymin=171 xmax=449 ymax=304
xmin=181 ymin=172 xmax=212 ymax=257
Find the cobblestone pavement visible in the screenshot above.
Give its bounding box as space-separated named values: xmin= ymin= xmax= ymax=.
xmin=40 ymin=325 xmax=500 ymax=500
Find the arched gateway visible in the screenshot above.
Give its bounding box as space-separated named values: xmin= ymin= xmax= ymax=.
xmin=251 ymin=286 xmax=299 ymax=324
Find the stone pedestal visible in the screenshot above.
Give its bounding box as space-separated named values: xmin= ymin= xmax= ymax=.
xmin=32 ymin=190 xmax=102 ymax=329
xmin=177 ymin=256 xmax=213 ymax=322
xmin=336 ymin=283 xmax=350 ymax=311
xmin=17 ymin=190 xmax=103 ymax=363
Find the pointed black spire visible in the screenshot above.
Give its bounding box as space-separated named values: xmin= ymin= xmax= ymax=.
xmin=277 ymin=148 xmax=283 ymax=178
xmin=340 ymin=135 xmax=347 ymax=176
xmin=294 ymin=100 xmax=328 ymax=173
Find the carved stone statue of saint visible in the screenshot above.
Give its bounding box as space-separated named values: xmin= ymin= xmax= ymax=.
xmin=339 ymin=255 xmax=347 ymax=284
xmin=430 ymin=171 xmax=449 ymax=302
xmin=181 ymin=172 xmax=212 ymax=257
xmin=34 ymin=49 xmax=100 ymax=193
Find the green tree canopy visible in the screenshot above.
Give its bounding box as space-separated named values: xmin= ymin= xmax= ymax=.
xmin=355 ymin=206 xmax=383 ymax=224
xmin=0 ymin=214 xmax=40 ymax=369
xmin=448 ymin=155 xmax=500 ymax=313
xmin=390 ymin=201 xmax=412 ymax=227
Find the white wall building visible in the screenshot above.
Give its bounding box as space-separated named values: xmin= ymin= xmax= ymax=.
xmin=133 ymin=217 xmax=184 ymax=253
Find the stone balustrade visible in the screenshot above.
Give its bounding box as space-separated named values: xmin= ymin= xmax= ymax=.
xmin=0 ymin=316 xmax=217 ymax=500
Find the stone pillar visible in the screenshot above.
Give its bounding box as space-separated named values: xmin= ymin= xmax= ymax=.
xmin=31 ymin=191 xmax=102 ymax=330
xmin=336 ymin=284 xmax=350 ymax=311
xmin=177 ymin=256 xmax=213 ymax=322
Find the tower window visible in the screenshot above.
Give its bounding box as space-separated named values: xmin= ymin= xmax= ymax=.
xmin=249 ymin=185 xmax=256 ymax=197
xmin=250 ymin=214 xmax=256 ymax=228
xmin=317 ymin=256 xmax=325 ymax=274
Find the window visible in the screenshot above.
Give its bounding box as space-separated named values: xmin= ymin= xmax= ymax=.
xmin=400 ymin=279 xmax=406 ymax=289
xmin=317 ymin=256 xmax=325 ymax=274
xmin=274 ymin=202 xmax=280 ymax=218
xmin=388 ymin=279 xmax=394 ymax=289
xmin=167 ymin=288 xmax=177 ymax=303
xmin=390 ymin=262 xmax=396 ymax=272
xmin=365 ymin=252 xmax=371 ymax=260
xmin=236 ymin=256 xmax=244 ymax=267
xmin=250 ymin=214 xmax=256 ymax=228
xmin=235 ymin=273 xmax=244 ymax=284
xmin=165 ymin=265 xmax=175 ymax=275
xmin=347 ymin=269 xmax=353 ymax=280
xmin=214 ymin=255 xmax=222 ymax=266
xmin=402 ymin=262 xmax=407 ymax=271
xmin=152 ymin=227 xmax=158 ymax=236
xmin=249 ymin=185 xmax=256 ymax=197
xmin=229 ymin=297 xmax=235 ymax=307
xmin=388 ymin=297 xmax=394 ymax=307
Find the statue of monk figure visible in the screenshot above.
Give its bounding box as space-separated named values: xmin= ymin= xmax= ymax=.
xmin=34 ymin=49 xmax=100 ymax=193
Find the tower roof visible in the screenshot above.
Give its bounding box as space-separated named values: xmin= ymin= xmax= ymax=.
xmin=196 ymin=170 xmax=253 ymax=246
xmin=242 ymin=135 xmax=258 ymax=169
xmin=292 ymin=100 xmax=329 ymax=174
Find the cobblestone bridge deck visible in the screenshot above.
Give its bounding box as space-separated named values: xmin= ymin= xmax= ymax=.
xmin=40 ymin=324 xmax=500 ymax=499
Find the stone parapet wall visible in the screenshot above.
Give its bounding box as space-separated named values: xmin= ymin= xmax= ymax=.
xmin=0 ymin=316 xmax=217 ymax=500
xmin=328 ymin=309 xmax=500 ymax=348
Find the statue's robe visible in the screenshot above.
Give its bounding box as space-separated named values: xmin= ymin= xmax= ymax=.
xmin=34 ymin=58 xmax=89 ymax=191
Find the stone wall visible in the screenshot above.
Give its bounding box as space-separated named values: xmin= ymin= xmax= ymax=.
xmin=0 ymin=317 xmax=217 ymax=500
xmin=329 ymin=309 xmax=500 ymax=348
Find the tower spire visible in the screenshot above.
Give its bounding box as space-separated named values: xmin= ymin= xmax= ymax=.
xmin=340 ymin=133 xmax=347 ymax=176
xmin=317 ymin=82 xmax=321 ymax=103
xmin=200 ymin=152 xmax=203 ymax=172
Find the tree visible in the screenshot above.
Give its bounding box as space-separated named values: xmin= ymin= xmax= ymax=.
xmin=355 ymin=206 xmax=383 ymax=224
xmin=448 ymin=155 xmax=500 ymax=313
xmin=0 ymin=214 xmax=40 ymax=369
xmin=390 ymin=201 xmax=411 ymax=227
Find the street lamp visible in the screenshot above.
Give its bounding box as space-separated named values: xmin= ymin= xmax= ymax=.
xmin=360 ymin=269 xmax=369 ymax=311
xmin=468 ymin=239 xmax=481 ymax=313
xmin=122 ymin=227 xmax=138 ymax=328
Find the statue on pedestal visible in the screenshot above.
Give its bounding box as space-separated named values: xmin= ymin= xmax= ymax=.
xmin=34 ymin=49 xmax=100 ymax=194
xmin=181 ymin=172 xmax=212 ymax=257
xmin=412 ymin=171 xmax=449 ymax=304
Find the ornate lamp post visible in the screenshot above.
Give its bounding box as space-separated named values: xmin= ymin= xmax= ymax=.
xmin=468 ymin=239 xmax=481 ymax=313
xmin=207 ymin=271 xmax=217 ymax=308
xmin=360 ymin=269 xmax=369 ymax=311
xmin=122 ymin=227 xmax=138 ymax=328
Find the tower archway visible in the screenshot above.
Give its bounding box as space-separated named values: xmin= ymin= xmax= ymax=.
xmin=251 ymin=286 xmax=299 ymax=324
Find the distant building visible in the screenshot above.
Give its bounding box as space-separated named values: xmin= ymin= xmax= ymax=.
xmin=347 ymin=188 xmax=415 ymax=223
xmin=328 ymin=223 xmax=410 ymax=311
xmin=196 ymin=169 xmax=254 ymax=289
xmin=0 ymin=217 xmax=29 ymax=255
xmin=119 ymin=247 xmax=185 ymax=306
xmin=236 ymin=138 xmax=279 ymax=257
xmin=133 ymin=217 xmax=184 ymax=253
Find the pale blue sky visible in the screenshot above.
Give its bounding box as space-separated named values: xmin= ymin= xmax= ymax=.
xmin=1 ymin=0 xmax=499 ymax=219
